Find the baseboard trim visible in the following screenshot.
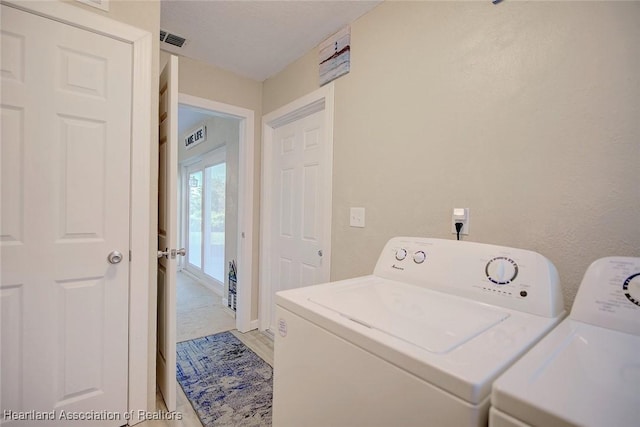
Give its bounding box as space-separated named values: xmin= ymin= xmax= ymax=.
xmin=221 ymin=299 xmax=237 ymax=318
xmin=180 ymin=269 xmax=224 ymax=297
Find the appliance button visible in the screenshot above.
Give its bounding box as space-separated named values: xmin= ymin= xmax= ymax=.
xmin=413 ymin=251 xmax=426 ymax=264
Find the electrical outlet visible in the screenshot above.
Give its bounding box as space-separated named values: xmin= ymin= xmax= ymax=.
xmin=451 ymin=208 xmax=469 ymax=235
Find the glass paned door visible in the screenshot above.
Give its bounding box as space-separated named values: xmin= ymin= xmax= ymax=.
xmin=203 ymin=163 xmax=226 ymax=282
xmin=188 ymin=170 xmax=202 ymax=268
xmin=183 ymin=147 xmax=226 ymax=285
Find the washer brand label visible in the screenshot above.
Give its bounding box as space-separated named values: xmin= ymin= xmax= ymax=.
xmin=391 ymin=264 xmax=404 ymax=270
xmin=278 ymin=318 xmax=288 ymax=337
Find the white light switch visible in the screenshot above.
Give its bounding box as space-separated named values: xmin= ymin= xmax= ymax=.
xmin=350 ymin=207 xmax=365 ymax=228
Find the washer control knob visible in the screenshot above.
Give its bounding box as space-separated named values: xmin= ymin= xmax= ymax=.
xmin=413 ymin=251 xmax=426 ymax=264
xmin=395 ymin=248 xmax=407 ymax=261
xmin=486 ymin=257 xmax=519 ymax=285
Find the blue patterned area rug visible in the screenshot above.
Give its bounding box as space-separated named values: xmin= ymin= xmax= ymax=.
xmin=176 ymin=331 xmax=273 ymax=426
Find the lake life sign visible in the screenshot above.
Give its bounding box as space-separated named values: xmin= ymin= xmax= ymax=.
xmin=185 ymin=125 xmax=206 ymax=150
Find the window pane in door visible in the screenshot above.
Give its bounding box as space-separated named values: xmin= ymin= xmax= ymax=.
xmin=188 ymin=170 xmax=202 ymax=268
xmin=203 ymin=163 xmax=225 ymax=282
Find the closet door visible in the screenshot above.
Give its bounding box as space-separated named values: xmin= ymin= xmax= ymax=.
xmin=1 ymin=5 xmax=131 ymax=425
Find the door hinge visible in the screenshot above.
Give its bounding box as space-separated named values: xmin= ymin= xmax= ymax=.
xmin=129 ymin=250 xmax=132 ymax=262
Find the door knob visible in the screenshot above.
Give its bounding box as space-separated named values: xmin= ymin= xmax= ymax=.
xmin=108 ymin=250 xmax=123 ymax=264
xmin=169 ymin=248 xmax=186 ymax=259
xmin=157 ymin=248 xmax=186 ymax=259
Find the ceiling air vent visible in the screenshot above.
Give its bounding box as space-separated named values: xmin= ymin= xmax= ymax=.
xmin=160 ymin=29 xmax=187 ymax=48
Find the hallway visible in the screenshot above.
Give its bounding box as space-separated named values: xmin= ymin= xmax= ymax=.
xmin=138 ymin=272 xmax=274 ymax=426
xmin=176 ymin=272 xmax=235 ymax=343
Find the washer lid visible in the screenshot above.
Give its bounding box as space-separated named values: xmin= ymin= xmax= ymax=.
xmin=309 ymin=279 xmax=510 ymax=354
xmin=492 ymin=320 xmax=640 ymax=427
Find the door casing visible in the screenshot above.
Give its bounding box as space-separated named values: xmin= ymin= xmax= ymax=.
xmin=259 ymin=83 xmax=335 ymax=332
xmin=1 ymin=0 xmax=154 ymax=421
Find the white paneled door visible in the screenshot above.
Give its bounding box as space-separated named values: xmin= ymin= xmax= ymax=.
xmin=268 ymin=110 xmax=328 ymax=332
xmin=1 ymin=5 xmax=131 ymax=426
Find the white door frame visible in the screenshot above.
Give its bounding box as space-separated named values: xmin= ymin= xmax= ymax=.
xmin=259 ymin=83 xmax=335 ymax=332
xmin=2 ymin=0 xmax=154 ymax=420
xmin=178 ymin=93 xmax=255 ymax=333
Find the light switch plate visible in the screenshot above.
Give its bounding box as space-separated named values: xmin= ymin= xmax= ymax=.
xmin=350 ymin=207 xmax=365 ymax=228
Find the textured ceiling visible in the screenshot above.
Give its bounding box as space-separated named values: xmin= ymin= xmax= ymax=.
xmin=160 ymin=0 xmax=382 ymax=82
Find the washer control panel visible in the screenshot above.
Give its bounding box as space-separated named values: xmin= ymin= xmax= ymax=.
xmin=571 ymin=256 xmax=640 ymax=336
xmin=374 ymin=237 xmax=564 ymax=318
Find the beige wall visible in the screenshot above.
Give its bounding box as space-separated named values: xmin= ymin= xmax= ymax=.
xmin=263 ymin=1 xmax=640 ymax=309
xmin=178 ymin=115 xmax=239 ymax=163
xmin=162 ymin=51 xmax=263 ymax=319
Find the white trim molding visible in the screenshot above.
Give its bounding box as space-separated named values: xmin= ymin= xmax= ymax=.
xmin=178 ymin=93 xmax=255 ymax=333
xmin=2 ymin=0 xmax=154 ymax=422
xmin=259 ymin=83 xmax=335 ymax=332
xmin=75 ymin=0 xmax=110 ymax=12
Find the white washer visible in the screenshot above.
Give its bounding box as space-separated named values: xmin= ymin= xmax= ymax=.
xmin=490 ymin=257 xmax=640 ymax=427
xmin=272 ymin=237 xmax=566 ymax=427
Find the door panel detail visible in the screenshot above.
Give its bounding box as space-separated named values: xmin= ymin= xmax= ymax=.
xmin=0 ymin=31 xmax=24 ymax=82
xmin=0 ymin=285 xmax=23 ymax=411
xmin=59 ymin=47 xmax=107 ymax=98
xmin=302 ymin=163 xmax=319 ymax=241
xmin=280 ymin=169 xmax=294 ymax=237
xmin=56 ymin=278 xmax=105 ymax=403
xmin=59 ymin=115 xmax=106 ymax=239
xmin=0 ymin=106 xmax=24 ymax=244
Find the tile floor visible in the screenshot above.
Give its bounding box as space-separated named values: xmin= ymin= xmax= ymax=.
xmin=136 ymin=272 xmax=274 ymax=427
xmin=176 ymin=271 xmax=236 ymax=343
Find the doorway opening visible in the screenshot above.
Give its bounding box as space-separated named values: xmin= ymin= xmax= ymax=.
xmin=174 ymin=93 xmax=254 ymax=335
xmin=168 ymin=96 xmax=255 ymax=415
xmin=177 ymin=104 xmax=239 ymax=342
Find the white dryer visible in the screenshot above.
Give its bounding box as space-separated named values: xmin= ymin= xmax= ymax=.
xmin=272 ymin=237 xmax=566 ymax=427
xmin=490 ymin=256 xmax=640 ymax=427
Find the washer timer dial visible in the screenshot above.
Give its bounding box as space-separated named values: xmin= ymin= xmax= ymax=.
xmin=486 ymin=257 xmax=519 ymax=285
xmin=395 ymin=248 xmax=407 ymax=261
xmin=623 ymin=273 xmax=640 ymax=306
